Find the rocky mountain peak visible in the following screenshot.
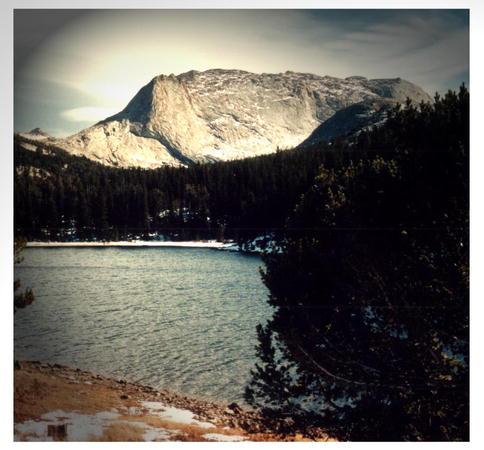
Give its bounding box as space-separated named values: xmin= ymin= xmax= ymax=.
xmin=16 ymin=127 xmax=52 ymax=141
xmin=22 ymin=69 xmax=432 ymax=168
xmin=29 ymin=127 xmax=50 ymax=136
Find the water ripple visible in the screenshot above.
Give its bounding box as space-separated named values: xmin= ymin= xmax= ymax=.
xmin=14 ymin=247 xmax=272 ymax=403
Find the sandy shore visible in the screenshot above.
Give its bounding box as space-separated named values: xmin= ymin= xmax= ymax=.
xmin=14 ymin=360 xmax=332 ymax=442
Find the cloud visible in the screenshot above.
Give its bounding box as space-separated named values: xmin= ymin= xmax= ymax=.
xmin=60 ymin=106 xmax=119 ymax=123
xmin=318 ymin=12 xmax=468 ymax=94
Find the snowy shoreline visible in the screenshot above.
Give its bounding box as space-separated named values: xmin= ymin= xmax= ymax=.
xmin=25 ymin=236 xmax=279 ymax=253
xmin=14 ymin=360 xmax=333 ymax=442
xmin=26 ymin=240 xmax=237 ymax=249
xmin=14 ymin=361 xmax=256 ymax=442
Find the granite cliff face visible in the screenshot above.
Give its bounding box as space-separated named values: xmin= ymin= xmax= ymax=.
xmin=20 ymin=70 xmax=432 ymax=168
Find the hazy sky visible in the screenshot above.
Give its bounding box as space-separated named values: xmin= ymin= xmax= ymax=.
xmin=14 ymin=9 xmax=469 ymax=137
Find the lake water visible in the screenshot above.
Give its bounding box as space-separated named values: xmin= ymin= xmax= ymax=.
xmin=14 ymin=247 xmax=272 ymax=404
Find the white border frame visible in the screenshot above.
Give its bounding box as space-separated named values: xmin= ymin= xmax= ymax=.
xmin=1 ymin=1 xmax=479 ymax=449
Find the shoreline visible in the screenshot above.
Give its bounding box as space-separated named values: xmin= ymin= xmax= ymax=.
xmin=14 ymin=360 xmax=260 ymax=442
xmin=26 ymin=240 xmax=238 ymax=250
xmin=14 ymin=360 xmax=332 ymax=442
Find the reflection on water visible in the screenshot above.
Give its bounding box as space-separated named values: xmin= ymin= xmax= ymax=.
xmin=14 ymin=247 xmax=271 ymax=403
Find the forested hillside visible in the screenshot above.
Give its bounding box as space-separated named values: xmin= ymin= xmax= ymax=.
xmin=15 ymin=90 xmax=459 ymax=248
xmin=15 ymin=135 xmax=364 ymax=242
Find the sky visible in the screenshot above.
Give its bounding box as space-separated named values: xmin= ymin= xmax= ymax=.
xmin=14 ymin=9 xmax=469 ymax=137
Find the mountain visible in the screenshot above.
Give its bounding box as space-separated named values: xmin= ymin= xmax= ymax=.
xmin=17 ymin=128 xmax=53 ymax=142
xmin=299 ymin=98 xmax=398 ymax=146
xmin=19 ymin=70 xmax=432 ymax=168
xmin=16 ymin=128 xmax=55 ymax=152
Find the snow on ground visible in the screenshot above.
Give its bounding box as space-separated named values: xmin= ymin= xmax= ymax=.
xmin=117 ymin=419 xmax=175 ymax=441
xmin=139 ymin=425 xmax=173 ymax=441
xmin=14 ymin=401 xmax=252 ymax=442
xmin=203 ymin=433 xmax=246 ymax=441
xmin=19 ymin=142 xmax=38 ymax=151
xmin=14 ymin=408 xmax=178 ymax=442
xmin=27 ymin=240 xmax=228 ymax=249
xmin=14 ymin=404 xmax=249 ymax=442
xmin=218 ymin=234 xmax=283 ymax=254
xmin=15 ymin=410 xmax=119 ymax=441
xmin=141 ymin=401 xmax=216 ymax=429
xmin=26 ymin=235 xmax=283 ymax=253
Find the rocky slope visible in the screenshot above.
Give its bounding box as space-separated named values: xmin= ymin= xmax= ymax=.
xmin=299 ymin=98 xmax=398 ymax=146
xmin=19 ymin=70 xmax=432 ymax=168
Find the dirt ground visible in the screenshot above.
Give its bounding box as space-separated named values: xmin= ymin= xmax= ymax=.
xmin=14 ymin=360 xmax=334 ymax=442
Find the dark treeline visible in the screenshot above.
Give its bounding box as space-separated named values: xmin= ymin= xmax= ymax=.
xmin=15 ymin=133 xmax=376 ymax=242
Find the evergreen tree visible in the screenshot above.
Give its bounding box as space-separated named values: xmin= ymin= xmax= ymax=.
xmin=14 ymin=237 xmax=34 ymax=312
xmin=246 ymin=87 xmax=469 ymax=441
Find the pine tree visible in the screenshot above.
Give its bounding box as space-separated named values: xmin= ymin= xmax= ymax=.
xmin=14 ymin=237 xmax=34 ymax=312
xmin=246 ymin=87 xmax=469 ymax=441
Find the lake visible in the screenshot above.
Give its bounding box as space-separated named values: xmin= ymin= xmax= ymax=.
xmin=14 ymin=247 xmax=272 ymax=404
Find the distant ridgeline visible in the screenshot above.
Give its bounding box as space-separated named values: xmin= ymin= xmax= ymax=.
xmin=14 ymin=88 xmax=465 ymax=244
